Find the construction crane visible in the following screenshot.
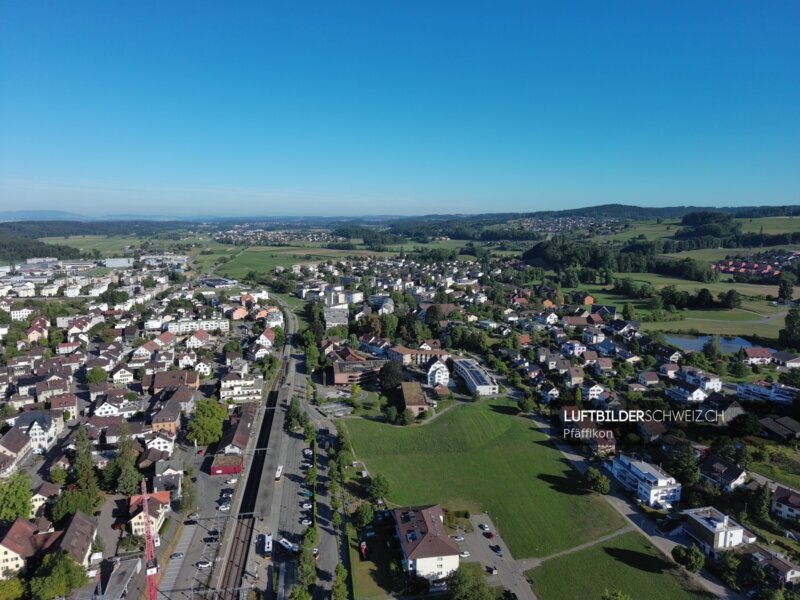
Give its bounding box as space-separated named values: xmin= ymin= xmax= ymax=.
xmin=141 ymin=479 xmax=159 ymax=600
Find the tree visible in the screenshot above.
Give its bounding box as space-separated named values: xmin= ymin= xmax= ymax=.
xmin=778 ymin=274 xmax=795 ymax=303
xmin=751 ymin=483 xmax=772 ymax=520
xmin=353 ymin=502 xmax=374 ymax=528
xmin=584 ymin=467 xmax=610 ymax=494
xmin=180 ymin=473 xmax=197 ymax=512
xmin=601 ymin=591 xmax=633 ymax=600
xmin=52 ymin=490 xmax=95 ymax=523
xmin=187 ymin=399 xmax=227 ymax=445
xmin=730 ymin=413 xmax=762 ymax=436
xmin=85 ymin=366 xmax=107 ymax=385
xmin=0 ymin=472 xmax=32 ymax=521
xmin=289 ymin=585 xmax=312 ymax=600
xmin=0 ymin=578 xmax=25 ymax=600
xmin=49 ymin=465 xmax=68 ymax=486
xmin=104 ymin=422 xmax=142 ymax=496
xmin=385 ymin=405 xmax=398 ymax=424
xmin=399 ymin=408 xmax=415 ymax=426
xmin=671 ymin=544 xmax=704 ymax=573
xmin=379 ymin=361 xmax=403 ymax=391
xmin=622 ymin=303 xmax=636 ymax=321
xmin=305 ymin=466 xmax=318 ymax=488
xmin=702 ymin=336 xmax=722 ymax=361
xmin=73 ymin=428 xmax=100 ymax=502
xmin=780 ymin=306 xmax=800 ymax=349
xmin=332 ymin=564 xmax=348 ymax=600
xmin=517 ymin=395 xmax=534 ymax=414
xmin=446 ymin=565 xmax=492 ymax=600
xmin=29 ymin=552 xmax=88 ymax=600
xmin=350 ymin=383 xmax=362 ymax=398
xmin=370 ymin=473 xmax=390 ymax=501
xmin=303 ymin=421 xmax=316 ymax=445
xmin=666 ymin=443 xmax=700 ymax=485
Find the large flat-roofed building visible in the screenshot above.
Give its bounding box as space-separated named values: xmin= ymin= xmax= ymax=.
xmin=682 ymin=506 xmax=754 ymax=557
xmin=393 ymin=505 xmax=459 ymax=581
xmin=611 ymin=454 xmax=682 ymax=508
xmin=332 ymin=359 xmax=388 ymax=386
xmin=453 ymin=358 xmax=498 ymax=396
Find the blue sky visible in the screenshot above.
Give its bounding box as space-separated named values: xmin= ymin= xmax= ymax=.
xmin=0 ymin=1 xmax=798 ymax=217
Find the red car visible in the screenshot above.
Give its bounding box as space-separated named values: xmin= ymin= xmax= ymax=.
xmin=197 ymin=448 xmax=205 ymax=456
xmin=483 ymin=531 xmax=494 ymax=539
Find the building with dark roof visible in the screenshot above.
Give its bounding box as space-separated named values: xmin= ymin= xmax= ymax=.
xmin=393 ymin=505 xmax=459 ymax=581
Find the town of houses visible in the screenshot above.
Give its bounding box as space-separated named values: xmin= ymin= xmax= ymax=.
xmin=0 ymin=247 xmax=799 ymax=597
xmin=0 ymin=251 xmax=288 ymax=596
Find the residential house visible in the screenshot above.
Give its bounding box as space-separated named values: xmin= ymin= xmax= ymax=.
xmin=667 ymin=381 xmax=707 ymax=404
xmin=13 ymin=411 xmax=57 ymax=452
xmin=743 ymin=347 xmax=773 ymax=366
xmin=0 ymin=428 xmax=32 ymax=477
xmin=566 ymin=367 xmax=584 ymax=389
xmin=30 ymin=481 xmax=61 ymax=517
xmin=638 ymin=420 xmax=668 ymax=443
xmin=744 ymin=544 xmax=800 ymax=586
xmin=393 ymin=505 xmax=460 ymax=581
xmin=0 ymin=518 xmax=60 ymax=578
xmin=452 ymin=359 xmax=498 ymax=396
xmin=426 ymin=359 xmax=449 ymax=388
xmin=638 ymin=372 xmax=660 ymax=387
xmin=659 ymin=363 xmax=679 ymax=379
xmin=772 ymin=486 xmax=800 ymax=522
xmin=700 ymin=393 xmax=746 ymax=427
xmin=57 ymin=510 xmax=97 ymax=570
xmin=699 ymin=455 xmax=747 ymax=492
xmin=128 ymin=491 xmax=170 ymax=545
xmin=773 ymin=351 xmax=800 ymax=369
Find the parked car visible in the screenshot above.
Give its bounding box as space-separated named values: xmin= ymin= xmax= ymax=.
xmin=197 ymin=560 xmax=212 ymax=569
xmin=219 ymin=504 xmax=231 ymax=512
xmin=226 ymin=478 xmax=238 ymax=484
xmin=302 ymin=502 xmax=312 ymax=509
xmin=487 ymin=565 xmax=498 ymax=575
xmin=188 ymin=512 xmax=200 ymax=520
xmin=451 ymin=535 xmax=465 ymax=542
xmin=301 ymin=518 xmax=312 ymax=526
xmin=493 ymin=545 xmax=504 ymax=557
xmin=479 ymin=523 xmax=490 ymax=531
xmin=460 ymin=551 xmax=470 ymax=558
xmin=170 ymin=552 xmax=184 ymax=559
xmin=483 ymin=531 xmax=494 ymax=539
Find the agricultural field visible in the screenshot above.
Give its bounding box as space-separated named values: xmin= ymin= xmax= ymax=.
xmin=660 ymin=244 xmax=800 ymax=263
xmin=594 ymin=220 xmax=682 ymax=242
xmin=527 ymin=531 xmax=709 ymax=600
xmin=736 ymin=216 xmax=800 ymax=234
xmin=40 ymin=234 xmax=212 ymax=258
xmin=343 ymin=398 xmax=626 ymax=559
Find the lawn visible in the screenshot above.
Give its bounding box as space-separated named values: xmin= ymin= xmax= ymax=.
xmin=343 ymin=399 xmax=626 ymax=558
xmin=660 ymin=244 xmax=800 ymax=263
xmin=617 ymin=272 xmax=780 ymax=298
xmin=750 ymin=445 xmax=800 ymax=490
xmin=527 ymin=531 xmax=711 ymax=600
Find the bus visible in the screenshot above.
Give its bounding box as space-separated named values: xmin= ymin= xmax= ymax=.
xmin=279 ymin=537 xmax=300 ymax=554
xmin=275 ymin=465 xmax=283 ymax=481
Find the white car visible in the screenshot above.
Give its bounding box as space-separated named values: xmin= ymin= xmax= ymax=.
xmin=479 ymin=523 xmax=490 ymax=531
xmin=197 ymin=560 xmax=212 ymax=569
xmin=301 ymin=518 xmax=312 ymax=526
xmin=451 ymin=535 xmax=465 ymax=542
xmin=459 ymin=551 xmax=470 ymax=558
xmin=302 ymin=503 xmax=312 ymax=509
xmin=226 ymin=478 xmax=238 ymax=485
xmin=219 ymin=504 xmax=231 ymax=512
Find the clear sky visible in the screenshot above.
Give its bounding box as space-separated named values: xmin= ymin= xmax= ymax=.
xmin=1 ymin=1 xmax=798 ymax=217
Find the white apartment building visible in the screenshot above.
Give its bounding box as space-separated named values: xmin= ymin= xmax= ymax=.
xmin=682 ymin=507 xmax=754 ymax=557
xmin=611 ymin=454 xmax=682 ymax=508
xmin=165 ymin=318 xmax=230 ymax=334
xmin=452 ymin=358 xmax=498 ymax=396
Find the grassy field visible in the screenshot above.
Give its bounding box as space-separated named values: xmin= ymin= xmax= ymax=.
xmin=660 ymin=244 xmax=800 ymax=263
xmin=343 ymin=399 xmax=626 ymax=558
xmin=750 ymin=445 xmax=800 ymax=490
xmin=595 ymin=220 xmax=682 ymax=242
xmin=40 ymin=234 xmax=211 ymax=257
xmin=736 ymin=216 xmax=800 ymax=234
xmin=527 ymin=531 xmax=710 ymax=600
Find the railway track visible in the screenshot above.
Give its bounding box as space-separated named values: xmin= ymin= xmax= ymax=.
xmin=215 ymin=355 xmax=290 ymax=599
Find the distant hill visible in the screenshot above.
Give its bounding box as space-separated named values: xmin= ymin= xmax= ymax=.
xmin=0 ymin=210 xmax=87 ymax=221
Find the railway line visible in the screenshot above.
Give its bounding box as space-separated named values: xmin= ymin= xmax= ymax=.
xmin=215 ymin=350 xmax=291 ymax=599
